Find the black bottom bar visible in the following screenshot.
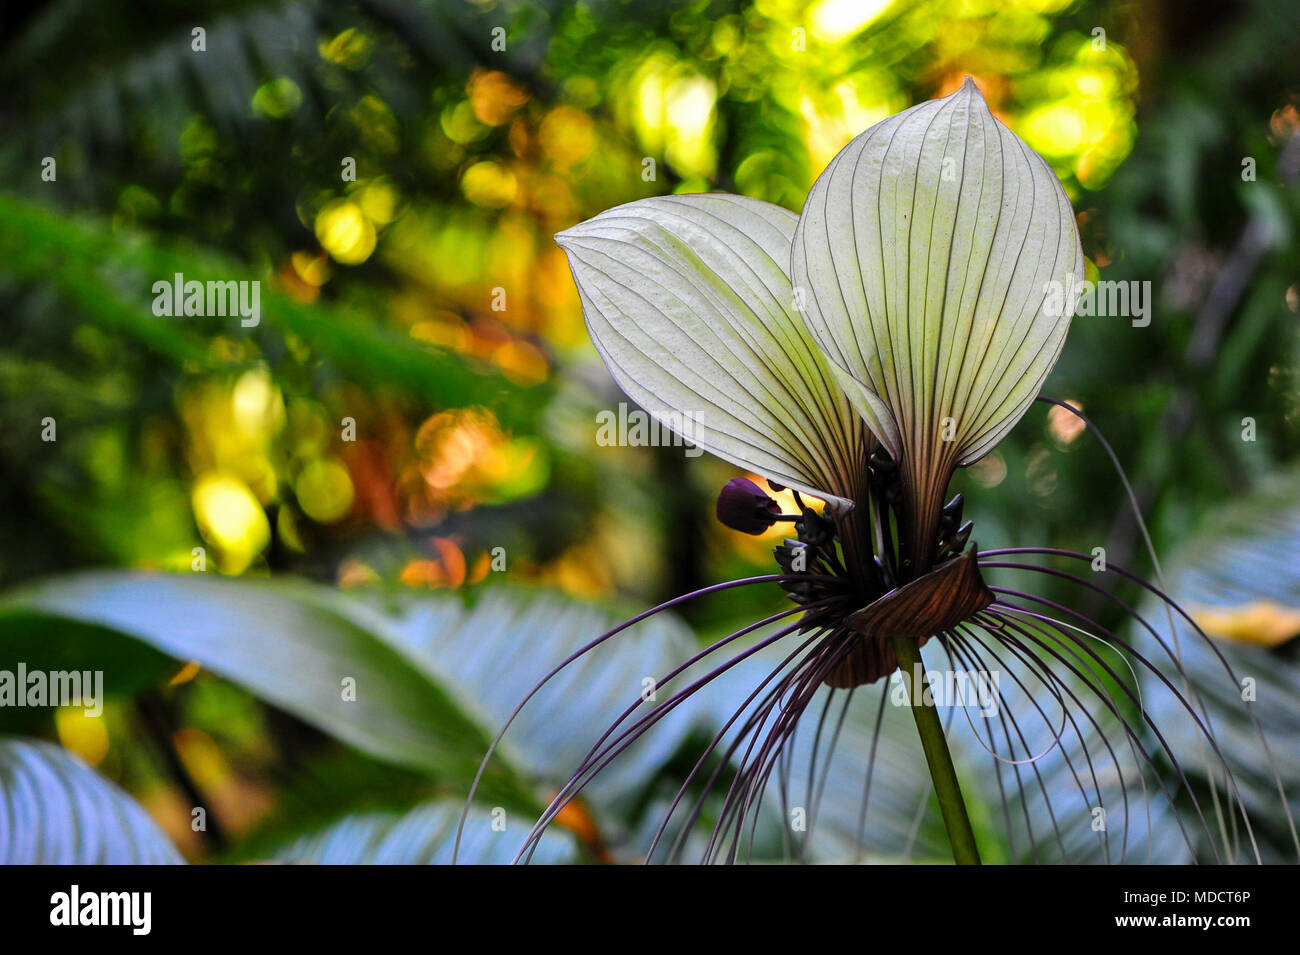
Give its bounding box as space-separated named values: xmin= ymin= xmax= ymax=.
xmin=0 ymin=864 xmax=1275 ymax=941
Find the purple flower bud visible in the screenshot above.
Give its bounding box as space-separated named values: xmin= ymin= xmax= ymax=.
xmin=716 ymin=477 xmax=781 ymax=534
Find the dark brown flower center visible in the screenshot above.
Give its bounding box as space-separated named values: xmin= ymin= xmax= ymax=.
xmin=826 ymin=548 xmax=994 ymax=687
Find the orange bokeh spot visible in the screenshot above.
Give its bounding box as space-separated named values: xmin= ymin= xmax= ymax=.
xmin=400 ymin=537 xmax=467 ymax=589
xmin=468 ymin=69 xmax=530 ymax=126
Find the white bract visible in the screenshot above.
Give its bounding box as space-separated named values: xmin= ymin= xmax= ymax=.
xmin=557 ymin=79 xmax=1083 ymax=537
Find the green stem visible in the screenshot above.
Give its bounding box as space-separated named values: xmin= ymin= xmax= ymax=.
xmin=892 ymin=635 xmax=981 ymax=865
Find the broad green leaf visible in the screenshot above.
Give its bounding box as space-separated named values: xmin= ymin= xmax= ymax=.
xmin=0 ymin=613 xmax=174 ymax=731
xmin=272 ymin=800 xmax=578 ymax=865
xmin=0 ymin=573 xmax=709 ymax=823
xmin=0 ymin=571 xmax=533 ymax=807
xmin=790 ymin=79 xmax=1083 ymax=493
xmin=557 ymin=194 xmax=872 ymax=509
xmin=0 ymin=737 xmax=182 ymax=864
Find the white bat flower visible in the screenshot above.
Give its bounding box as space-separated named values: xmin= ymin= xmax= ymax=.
xmin=460 ymin=80 xmax=1290 ymax=867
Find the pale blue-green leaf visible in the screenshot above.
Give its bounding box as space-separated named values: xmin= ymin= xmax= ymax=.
xmin=0 ymin=738 xmax=183 ymax=864
xmin=367 ymin=587 xmax=704 ymax=809
xmin=273 ymin=800 xmax=578 ymax=865
xmin=1133 ymin=468 xmax=1300 ymax=862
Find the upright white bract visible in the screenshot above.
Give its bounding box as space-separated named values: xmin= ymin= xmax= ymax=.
xmin=790 ymin=78 xmax=1083 ymax=564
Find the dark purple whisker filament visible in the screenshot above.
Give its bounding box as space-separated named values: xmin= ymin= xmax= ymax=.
xmin=686 ymin=638 xmax=832 ymax=864
xmin=564 ymin=600 xmax=834 ymax=789
xmin=982 ymin=547 xmax=1298 ymax=859
xmin=981 ymin=605 xmax=1208 ymax=861
xmin=965 ymin=614 xmax=1144 ymax=865
xmin=722 ymin=633 xmax=881 ymax=865
xmin=954 ymin=622 xmax=1126 ymax=863
xmin=987 ymin=613 xmax=1222 ymax=867
xmin=1029 ymin=399 xmax=1292 ymax=858
xmin=805 ymin=687 xmax=854 ymax=857
xmin=944 ymin=631 xmax=1029 ymax=860
xmin=734 ymin=640 xmax=846 ymax=863
xmin=514 ymin=601 xmax=844 ymax=863
xmin=987 ymin=600 xmax=1242 ymax=862
xmin=452 ymin=573 xmax=842 ymax=864
xmin=981 ymin=553 xmax=1243 ymax=852
xmin=1032 ymin=396 xmax=1244 ymax=850
xmin=997 ymin=595 xmax=1246 ymax=855
xmin=710 ymin=635 xmax=847 ymax=863
xmin=947 ymin=630 xmax=1077 ymax=861
xmin=952 ymin=630 xmax=1071 ymax=768
xmin=647 ymin=627 xmax=832 ymax=863
xmin=681 ymin=628 xmax=847 ymax=865
xmin=947 ymin=630 xmax=1069 ymax=861
xmin=987 ymin=549 xmax=1298 ymax=858
xmin=852 ymin=681 xmax=891 ymax=863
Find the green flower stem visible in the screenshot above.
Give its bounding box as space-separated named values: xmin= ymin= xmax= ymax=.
xmin=892 ymin=635 xmax=982 ymax=865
